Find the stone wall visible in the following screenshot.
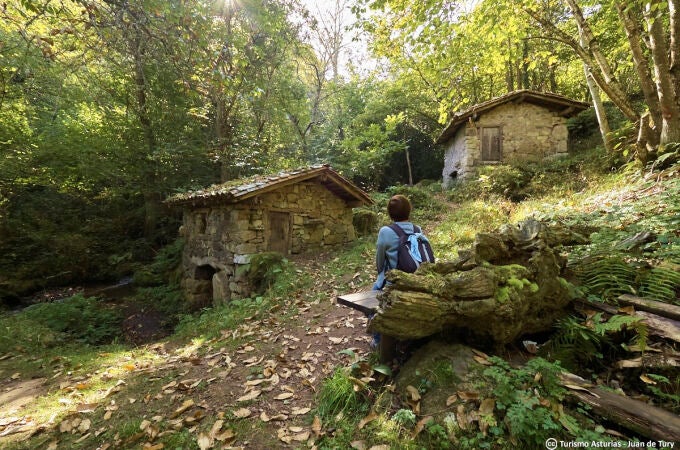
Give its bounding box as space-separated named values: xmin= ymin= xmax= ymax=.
xmin=442 ymin=121 xmax=477 ymax=187
xmin=180 ymin=181 xmax=356 ymax=307
xmin=442 ymin=102 xmax=570 ymax=183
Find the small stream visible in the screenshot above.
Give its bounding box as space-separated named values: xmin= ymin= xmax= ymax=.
xmin=82 ymin=276 xmax=136 ymax=300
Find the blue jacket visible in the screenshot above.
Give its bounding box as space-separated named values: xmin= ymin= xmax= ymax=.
xmin=373 ymin=221 xmax=415 ymax=290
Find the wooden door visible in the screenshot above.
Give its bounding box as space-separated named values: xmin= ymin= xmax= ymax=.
xmin=481 ymin=127 xmax=501 ymax=161
xmin=268 ymin=211 xmax=291 ymax=254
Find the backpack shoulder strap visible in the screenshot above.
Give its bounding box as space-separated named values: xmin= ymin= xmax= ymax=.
xmin=388 ymin=223 xmax=408 ymax=241
xmin=414 ymin=225 xmax=422 ymax=234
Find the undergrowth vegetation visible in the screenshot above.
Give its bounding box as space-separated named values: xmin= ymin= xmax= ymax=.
xmin=0 ymin=294 xmax=122 ymax=350
xmin=312 ymin=155 xmax=680 ymax=448
xmin=2 ymin=148 xmax=680 ymax=448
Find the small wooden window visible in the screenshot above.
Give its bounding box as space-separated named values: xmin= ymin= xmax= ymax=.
xmin=481 ymin=127 xmax=501 ymax=161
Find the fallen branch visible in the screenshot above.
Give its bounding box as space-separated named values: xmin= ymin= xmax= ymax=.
xmin=560 ymin=372 xmax=680 ymax=442
xmin=615 ymin=353 xmax=680 ymax=369
xmin=618 ymin=294 xmax=680 ymax=322
xmin=575 ymin=299 xmax=680 ymax=344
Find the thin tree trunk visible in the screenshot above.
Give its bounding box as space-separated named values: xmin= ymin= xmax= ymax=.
xmin=521 ymin=39 xmax=529 ymax=89
xmin=549 ymin=65 xmax=557 ymax=92
xmin=405 ymin=147 xmax=413 ymax=185
xmin=615 ymin=1 xmax=662 ymax=136
xmin=506 ymin=38 xmax=515 ymax=91
xmin=670 ymin=0 xmax=680 ymax=82
xmin=579 ymin=34 xmax=613 ymax=152
xmin=645 ymin=0 xmax=680 ymax=145
xmin=130 ymin=31 xmax=159 ymax=239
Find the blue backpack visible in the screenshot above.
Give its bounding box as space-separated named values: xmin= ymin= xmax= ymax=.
xmin=388 ymin=223 xmax=435 ymax=273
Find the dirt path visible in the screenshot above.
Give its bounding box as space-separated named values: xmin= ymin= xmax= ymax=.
xmin=0 ymin=265 xmax=375 ymax=448
xmin=149 ymin=294 xmax=372 ymax=449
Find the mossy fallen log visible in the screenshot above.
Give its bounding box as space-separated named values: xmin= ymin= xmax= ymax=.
xmin=369 ymin=219 xmax=585 ymax=345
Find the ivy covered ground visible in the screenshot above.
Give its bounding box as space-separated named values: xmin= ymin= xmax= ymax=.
xmin=1 ymin=150 xmax=680 ymax=449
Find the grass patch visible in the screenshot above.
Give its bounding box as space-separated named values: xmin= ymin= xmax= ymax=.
xmin=430 ymin=198 xmax=512 ymax=260
xmin=12 ymin=294 xmax=122 ymax=346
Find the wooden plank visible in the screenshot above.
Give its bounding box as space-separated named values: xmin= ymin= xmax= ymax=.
xmin=337 ymin=290 xmax=379 ymax=315
xmin=618 ymin=294 xmax=680 ymax=321
xmin=561 ymin=372 xmax=680 ymax=442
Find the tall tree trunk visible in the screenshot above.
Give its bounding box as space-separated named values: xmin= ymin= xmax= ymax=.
xmin=549 ymin=65 xmax=557 ymax=92
xmin=506 ymin=38 xmax=515 ymax=91
xmin=521 ymin=39 xmax=529 ymax=89
xmin=562 ymin=0 xmax=640 ymax=122
xmin=645 ymin=0 xmax=680 ymax=145
xmin=615 ymin=1 xmax=662 ymax=137
xmin=405 ymin=147 xmax=413 ymax=185
xmin=579 ymin=34 xmax=613 ymax=152
xmin=670 ymin=0 xmax=680 ymax=82
xmin=130 ymin=31 xmax=159 ymax=240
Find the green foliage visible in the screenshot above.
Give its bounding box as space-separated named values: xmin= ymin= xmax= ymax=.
xmin=468 ymin=357 xmax=609 ymax=448
xmin=548 ymin=315 xmax=606 ymax=370
xmin=134 ymin=284 xmax=187 ymax=327
xmin=174 ymin=296 xmax=266 ymax=341
xmin=638 ymin=267 xmax=680 ymax=304
xmin=575 ymin=255 xmax=637 ymax=300
xmin=19 ymin=294 xmax=122 ymax=345
xmin=133 ymin=239 xmax=184 ymax=287
xmin=422 ymin=421 xmax=452 ymax=449
xmin=0 ymin=314 xmax=60 ymax=353
xmin=547 ymin=312 xmax=647 ymax=372
xmin=316 ymin=368 xmax=369 ymax=420
xmin=644 ymin=373 xmax=680 ymax=412
xmin=391 ymin=409 xmax=416 ymax=428
xmin=475 ymin=165 xmax=533 ymax=200
xmin=246 ymin=252 xmax=289 ymax=294
xmin=383 ymin=183 xmax=447 ymax=224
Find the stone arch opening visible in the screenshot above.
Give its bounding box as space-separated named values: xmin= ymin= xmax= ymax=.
xmin=192 ymin=264 xmax=217 ymax=308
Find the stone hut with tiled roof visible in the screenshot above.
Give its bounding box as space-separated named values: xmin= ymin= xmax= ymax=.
xmin=166 ymin=165 xmax=373 ymax=307
xmin=436 ymin=90 xmax=590 ymax=187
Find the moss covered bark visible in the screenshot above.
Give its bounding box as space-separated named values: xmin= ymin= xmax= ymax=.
xmin=369 ymin=219 xmax=586 ymax=344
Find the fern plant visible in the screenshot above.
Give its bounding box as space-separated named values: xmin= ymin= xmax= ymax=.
xmin=547 ymin=313 xmax=647 ymax=371
xmin=574 ymin=255 xmax=637 ymax=300
xmin=638 ymin=267 xmax=680 ymax=304
xmin=547 ymin=315 xmax=607 ymax=371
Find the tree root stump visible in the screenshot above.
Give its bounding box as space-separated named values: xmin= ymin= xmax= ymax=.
xmin=369 ymin=219 xmax=587 ymax=345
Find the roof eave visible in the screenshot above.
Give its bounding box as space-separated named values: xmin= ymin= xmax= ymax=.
xmin=435 ymin=91 xmax=591 ymax=145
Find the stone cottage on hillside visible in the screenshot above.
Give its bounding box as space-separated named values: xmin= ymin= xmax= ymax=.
xmin=436 ymin=90 xmax=590 ymax=187
xmin=166 ymin=165 xmax=373 ymax=307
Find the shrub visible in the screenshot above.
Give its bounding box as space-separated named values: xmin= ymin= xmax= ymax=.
xmin=247 ymin=252 xmax=289 ymax=294
xmin=384 ymin=184 xmax=447 ymax=223
xmin=391 ymin=409 xmax=416 ymax=428
xmin=134 ymin=283 xmax=187 ymax=327
xmin=476 ymin=165 xmax=534 ymax=200
xmin=0 ymin=314 xmax=60 ymax=352
xmin=353 ymin=208 xmax=378 ymax=236
xmin=133 ymin=238 xmax=184 ymax=287
xmin=21 ymin=294 xmax=122 ymax=345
